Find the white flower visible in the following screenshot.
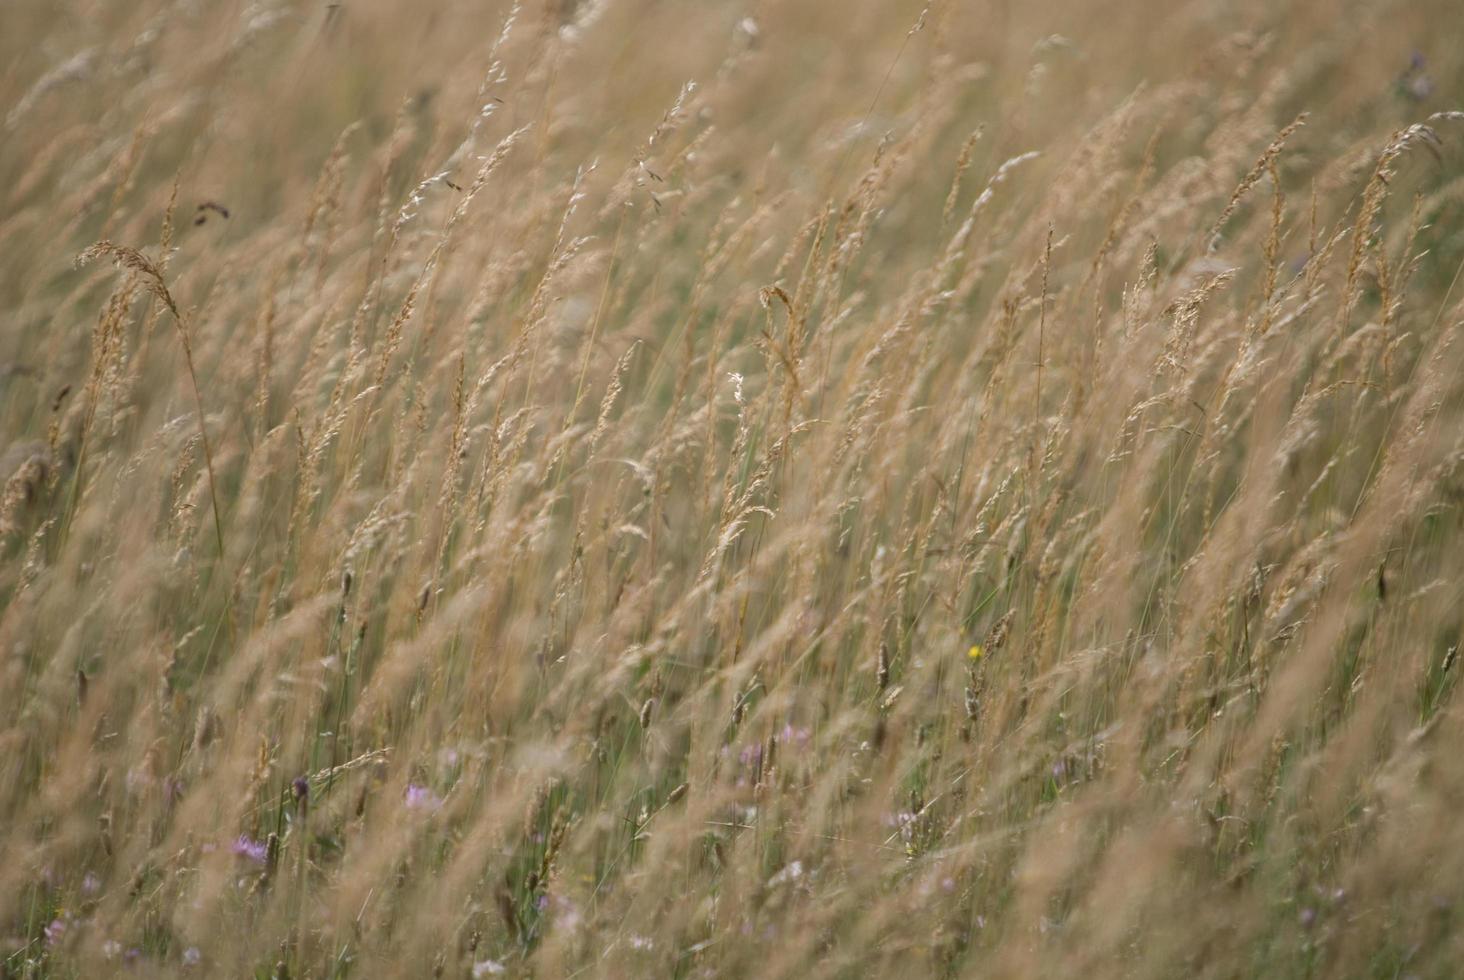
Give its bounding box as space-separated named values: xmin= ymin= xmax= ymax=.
xmin=768 ymin=860 xmax=804 ymax=886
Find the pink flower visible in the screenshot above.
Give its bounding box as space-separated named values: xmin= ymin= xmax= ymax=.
xmin=405 ymin=784 xmax=443 ymax=812
xmin=44 ymin=916 xmax=69 ymax=947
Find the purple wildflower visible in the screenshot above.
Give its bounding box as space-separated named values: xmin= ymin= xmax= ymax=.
xmin=182 ymin=946 xmax=202 ymax=967
xmin=405 ymin=784 xmax=443 ymax=812
xmin=551 ymin=894 xmax=581 ymax=932
xmin=883 ymin=810 xmax=917 ymax=832
xmin=44 ymin=916 xmax=68 ymax=947
xmin=1399 ymin=51 xmax=1434 ymax=101
xmin=164 ymin=777 xmax=186 ymax=807
xmin=777 ymin=724 xmax=811 ymax=748
xmin=231 ymin=835 xmax=268 ymax=864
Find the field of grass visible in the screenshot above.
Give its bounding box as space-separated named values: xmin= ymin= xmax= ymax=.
xmin=4 ymin=0 xmax=1464 ymax=976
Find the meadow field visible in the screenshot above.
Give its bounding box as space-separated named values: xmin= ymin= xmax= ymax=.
xmin=4 ymin=0 xmax=1464 ymax=976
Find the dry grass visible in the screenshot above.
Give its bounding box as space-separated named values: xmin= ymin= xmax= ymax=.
xmin=3 ymin=0 xmax=1464 ymax=976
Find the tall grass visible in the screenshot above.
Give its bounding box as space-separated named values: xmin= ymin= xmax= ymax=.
xmin=4 ymin=0 xmax=1464 ymax=976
